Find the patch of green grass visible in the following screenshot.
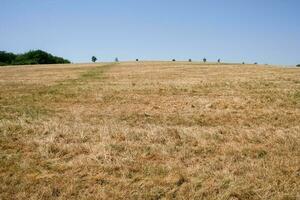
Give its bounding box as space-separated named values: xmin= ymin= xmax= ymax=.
xmin=0 ymin=64 xmax=115 ymax=120
xmin=292 ymin=91 xmax=300 ymax=100
xmin=80 ymin=69 xmax=103 ymax=80
xmin=286 ymin=90 xmax=300 ymax=105
xmin=0 ymin=90 xmax=51 ymax=120
xmin=79 ymin=64 xmax=114 ymax=81
xmin=143 ymin=165 xmax=169 ymax=177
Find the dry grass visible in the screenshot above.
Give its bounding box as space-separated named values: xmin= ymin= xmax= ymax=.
xmin=0 ymin=62 xmax=299 ymax=200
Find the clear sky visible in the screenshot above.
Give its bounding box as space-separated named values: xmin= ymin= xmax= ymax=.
xmin=1 ymin=0 xmax=299 ymax=65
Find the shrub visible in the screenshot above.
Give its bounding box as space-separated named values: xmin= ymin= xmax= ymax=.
xmin=254 ymin=62 xmax=258 ymax=65
xmin=136 ymin=59 xmax=139 ymax=62
xmin=172 ymin=59 xmax=176 ymax=62
xmin=297 ymin=64 xmax=300 ymax=67
xmin=115 ymin=57 xmax=119 ymax=62
xmin=91 ymin=56 xmax=97 ymax=63
xmin=203 ymin=58 xmax=207 ymax=62
xmin=217 ymin=59 xmax=220 ymax=63
xmin=189 ymin=59 xmax=192 ymax=62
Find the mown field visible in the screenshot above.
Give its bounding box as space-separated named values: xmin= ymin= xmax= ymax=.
xmin=0 ymin=62 xmax=299 ymax=200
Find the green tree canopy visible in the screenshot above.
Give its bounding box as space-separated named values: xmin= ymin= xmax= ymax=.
xmin=91 ymin=56 xmax=97 ymax=63
xmin=0 ymin=50 xmax=70 ymax=66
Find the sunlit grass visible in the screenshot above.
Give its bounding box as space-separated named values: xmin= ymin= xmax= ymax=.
xmin=0 ymin=62 xmax=299 ymax=199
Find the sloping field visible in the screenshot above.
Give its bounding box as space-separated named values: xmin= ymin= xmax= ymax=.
xmin=0 ymin=62 xmax=299 ymax=199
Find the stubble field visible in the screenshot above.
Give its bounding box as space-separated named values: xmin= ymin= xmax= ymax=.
xmin=0 ymin=62 xmax=299 ymax=199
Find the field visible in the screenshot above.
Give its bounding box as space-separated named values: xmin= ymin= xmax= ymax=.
xmin=0 ymin=62 xmax=299 ymax=199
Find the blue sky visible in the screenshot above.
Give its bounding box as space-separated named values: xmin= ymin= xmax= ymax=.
xmin=1 ymin=0 xmax=299 ymax=64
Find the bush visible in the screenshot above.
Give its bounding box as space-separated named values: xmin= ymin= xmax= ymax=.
xmin=115 ymin=57 xmax=119 ymax=62
xmin=189 ymin=59 xmax=192 ymax=62
xmin=203 ymin=58 xmax=207 ymax=62
xmin=172 ymin=59 xmax=176 ymax=62
xmin=217 ymin=59 xmax=220 ymax=63
xmin=136 ymin=59 xmax=139 ymax=62
xmin=297 ymin=64 xmax=300 ymax=67
xmin=0 ymin=50 xmax=70 ymax=66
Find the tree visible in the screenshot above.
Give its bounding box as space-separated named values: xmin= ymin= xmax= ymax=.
xmin=172 ymin=59 xmax=176 ymax=62
xmin=189 ymin=59 xmax=192 ymax=62
xmin=136 ymin=59 xmax=139 ymax=62
xmin=203 ymin=58 xmax=207 ymax=62
xmin=217 ymin=59 xmax=221 ymax=63
xmin=91 ymin=56 xmax=97 ymax=63
xmin=115 ymin=57 xmax=119 ymax=62
xmin=0 ymin=51 xmax=16 ymax=65
xmin=297 ymin=64 xmax=300 ymax=67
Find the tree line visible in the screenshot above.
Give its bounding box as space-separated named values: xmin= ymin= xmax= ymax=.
xmin=0 ymin=50 xmax=70 ymax=66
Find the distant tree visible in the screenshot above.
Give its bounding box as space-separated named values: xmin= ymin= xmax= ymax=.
xmin=91 ymin=56 xmax=97 ymax=63
xmin=254 ymin=62 xmax=258 ymax=65
xmin=297 ymin=64 xmax=300 ymax=67
xmin=242 ymin=62 xmax=245 ymax=64
xmin=136 ymin=59 xmax=139 ymax=62
xmin=115 ymin=57 xmax=119 ymax=62
xmin=217 ymin=59 xmax=221 ymax=63
xmin=172 ymin=59 xmax=176 ymax=62
xmin=189 ymin=59 xmax=192 ymax=62
xmin=203 ymin=58 xmax=207 ymax=62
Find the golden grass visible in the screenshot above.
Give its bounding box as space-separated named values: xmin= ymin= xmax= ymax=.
xmin=0 ymin=62 xmax=299 ymax=199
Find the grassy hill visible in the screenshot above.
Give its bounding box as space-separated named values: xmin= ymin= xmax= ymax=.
xmin=0 ymin=62 xmax=299 ymax=199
